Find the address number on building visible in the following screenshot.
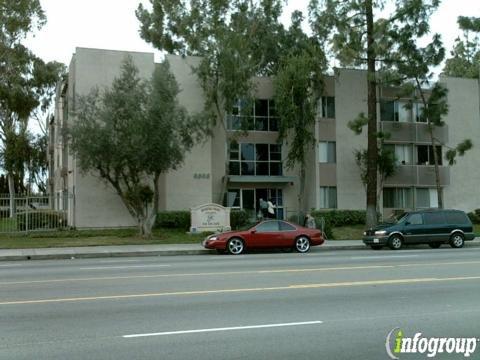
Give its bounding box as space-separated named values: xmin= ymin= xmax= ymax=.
xmin=194 ymin=173 xmax=210 ymax=179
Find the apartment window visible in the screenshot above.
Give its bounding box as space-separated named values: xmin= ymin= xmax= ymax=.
xmin=321 ymin=96 xmax=335 ymax=118
xmin=383 ymin=144 xmax=412 ymax=165
xmin=416 ymin=188 xmax=438 ymax=208
xmin=227 ymin=99 xmax=279 ymax=131
xmin=226 ymin=188 xmax=284 ymax=219
xmin=417 ymin=145 xmax=442 ymax=165
xmin=319 ymin=187 xmax=337 ymax=209
xmin=381 ymin=100 xmax=395 ymax=121
xmin=228 ymin=142 xmax=283 ymax=176
xmin=319 ymin=142 xmax=336 ymax=163
xmin=413 ymin=103 xmax=426 ymax=122
xmin=383 ymin=188 xmax=413 ymax=208
xmin=380 ymin=100 xmax=412 ymax=122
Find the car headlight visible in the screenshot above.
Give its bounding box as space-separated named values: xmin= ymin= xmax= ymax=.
xmin=208 ymin=236 xmax=219 ymax=241
xmin=363 ymin=231 xmax=366 ymax=236
xmin=374 ymin=230 xmax=387 ymax=236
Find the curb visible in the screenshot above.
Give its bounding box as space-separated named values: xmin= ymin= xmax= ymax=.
xmin=0 ymin=241 xmax=478 ymax=261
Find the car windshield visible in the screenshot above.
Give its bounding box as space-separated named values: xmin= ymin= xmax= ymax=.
xmin=384 ymin=212 xmax=408 ymax=224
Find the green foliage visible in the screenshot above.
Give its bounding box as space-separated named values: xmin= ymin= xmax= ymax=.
xmin=0 ymin=0 xmax=64 ymax=194
xmin=69 ymin=57 xmax=204 ymax=236
xmin=230 ymin=209 xmax=249 ymax=230
xmin=155 ymin=211 xmax=191 ymax=231
xmin=310 ymin=210 xmax=368 ymax=240
xmin=16 ymin=211 xmax=66 ymax=231
xmin=137 ymin=0 xmax=286 ymax=123
xmin=467 ymin=210 xmax=480 ymax=225
xmin=154 ymin=209 xmax=249 ymax=231
xmin=444 ymin=16 xmax=480 ymax=79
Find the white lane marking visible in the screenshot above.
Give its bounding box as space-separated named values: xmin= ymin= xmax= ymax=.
xmin=79 ymin=265 xmax=171 ymax=270
xmin=350 ymin=255 xmax=420 ymax=260
xmin=0 ymin=264 xmax=22 ymax=267
xmin=123 ymin=320 xmax=323 ymax=338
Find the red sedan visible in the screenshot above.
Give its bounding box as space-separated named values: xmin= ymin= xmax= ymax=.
xmin=202 ymin=220 xmax=325 ymax=255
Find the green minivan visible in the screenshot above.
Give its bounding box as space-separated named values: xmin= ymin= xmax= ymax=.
xmin=362 ymin=209 xmax=475 ymax=250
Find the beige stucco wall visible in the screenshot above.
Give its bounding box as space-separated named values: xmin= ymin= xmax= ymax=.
xmin=72 ymin=48 xmax=155 ymax=228
xmin=334 ymin=69 xmax=368 ymax=210
xmin=164 ymin=55 xmax=214 ymax=210
xmin=442 ymin=76 xmax=480 ymax=212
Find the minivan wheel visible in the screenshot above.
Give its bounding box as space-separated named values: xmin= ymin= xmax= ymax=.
xmin=450 ymin=233 xmax=465 ymax=248
xmin=429 ymin=243 xmax=442 ymax=249
xmin=227 ymin=238 xmax=245 ymax=255
xmin=388 ymin=235 xmax=403 ymax=250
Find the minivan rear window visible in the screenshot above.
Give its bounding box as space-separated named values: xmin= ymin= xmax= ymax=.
xmin=445 ymin=211 xmax=469 ymax=224
xmin=424 ymin=212 xmax=446 ymax=225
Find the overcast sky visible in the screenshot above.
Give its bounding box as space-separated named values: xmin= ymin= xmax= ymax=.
xmin=25 ymin=0 xmax=480 ymax=68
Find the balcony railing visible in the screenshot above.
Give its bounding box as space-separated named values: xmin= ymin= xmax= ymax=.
xmin=384 ymin=165 xmax=450 ymax=187
xmin=226 ymin=115 xmax=279 ymax=132
xmin=380 ymin=122 xmax=448 ymax=144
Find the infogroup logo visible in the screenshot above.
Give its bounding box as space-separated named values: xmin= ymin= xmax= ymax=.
xmin=385 ymin=328 xmax=479 ymax=359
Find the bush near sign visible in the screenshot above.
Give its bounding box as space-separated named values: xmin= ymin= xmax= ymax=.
xmin=190 ymin=203 xmax=231 ymax=233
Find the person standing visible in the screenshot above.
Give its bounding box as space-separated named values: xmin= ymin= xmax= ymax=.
xmin=267 ymin=199 xmax=276 ymax=219
xmin=304 ymin=213 xmax=316 ymax=229
xmin=259 ymin=198 xmax=268 ymax=219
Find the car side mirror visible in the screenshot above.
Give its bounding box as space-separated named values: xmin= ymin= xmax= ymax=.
xmin=250 ymin=230 xmax=257 ymax=234
xmin=405 ymin=221 xmax=410 ymax=226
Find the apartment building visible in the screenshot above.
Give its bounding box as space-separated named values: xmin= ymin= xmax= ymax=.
xmin=49 ymin=47 xmax=480 ymax=228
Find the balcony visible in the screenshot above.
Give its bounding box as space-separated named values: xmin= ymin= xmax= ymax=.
xmin=379 ymin=122 xmax=448 ymax=144
xmin=384 ymin=165 xmax=450 ymax=187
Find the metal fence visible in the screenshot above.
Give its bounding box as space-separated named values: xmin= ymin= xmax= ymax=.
xmin=0 ymin=193 xmax=71 ymax=233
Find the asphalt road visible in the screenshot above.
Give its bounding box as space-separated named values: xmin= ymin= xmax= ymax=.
xmin=1 ymin=247 xmax=480 ymax=360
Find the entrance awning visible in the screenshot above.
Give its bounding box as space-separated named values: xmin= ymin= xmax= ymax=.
xmin=227 ymin=175 xmax=296 ymax=184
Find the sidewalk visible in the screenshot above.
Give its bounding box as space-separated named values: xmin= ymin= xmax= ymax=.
xmin=1 ymin=238 xmax=479 ymax=261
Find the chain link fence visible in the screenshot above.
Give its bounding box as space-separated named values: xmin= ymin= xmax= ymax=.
xmin=0 ymin=193 xmax=71 ymax=233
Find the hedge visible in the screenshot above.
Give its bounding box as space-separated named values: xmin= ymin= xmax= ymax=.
xmin=310 ymin=210 xmax=367 ymax=240
xmin=467 ymin=209 xmax=480 ymax=224
xmin=16 ymin=211 xmax=67 ymax=231
xmin=154 ymin=209 xmax=250 ymax=231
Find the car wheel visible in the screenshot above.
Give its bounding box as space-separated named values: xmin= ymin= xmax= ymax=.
xmin=227 ymin=237 xmax=244 ymax=255
xmin=295 ymin=236 xmax=311 ymax=253
xmin=370 ymin=245 xmax=383 ymax=250
xmin=450 ymin=233 xmax=465 ymax=248
xmin=388 ymin=235 xmax=403 ymax=250
xmin=428 ymin=243 xmax=442 ymax=249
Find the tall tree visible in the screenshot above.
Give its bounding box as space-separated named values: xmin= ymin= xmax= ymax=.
xmin=274 ymin=11 xmax=325 ymax=215
xmin=137 ymin=0 xmax=291 ymax=204
xmin=138 ymin=2 xmax=328 ymax=216
xmin=1 ymin=0 xmax=64 ymax=213
xmin=309 ymin=0 xmax=442 ymax=226
xmin=69 ymin=57 xmax=204 ymax=237
xmin=443 ymin=16 xmax=480 ymax=78
xmin=386 ymin=11 xmax=473 ymax=208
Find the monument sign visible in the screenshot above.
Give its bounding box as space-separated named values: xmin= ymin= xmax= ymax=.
xmin=190 ymin=203 xmax=231 ymax=233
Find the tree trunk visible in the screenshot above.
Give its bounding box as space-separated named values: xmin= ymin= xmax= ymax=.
xmin=428 ymin=126 xmax=443 ymax=208
xmin=7 ymin=173 xmax=16 ymax=218
xmin=365 ymin=0 xmax=378 ymax=227
xmin=415 ymin=78 xmax=443 ymax=208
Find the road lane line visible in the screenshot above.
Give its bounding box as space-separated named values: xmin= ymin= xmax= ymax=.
xmin=2 ymin=261 xmax=480 ymax=286
xmin=2 ymin=275 xmax=480 ymax=305
xmin=123 ymin=321 xmax=323 ymax=338
xmin=350 ymin=255 xmax=419 ymax=260
xmin=79 ymin=265 xmax=171 ymax=270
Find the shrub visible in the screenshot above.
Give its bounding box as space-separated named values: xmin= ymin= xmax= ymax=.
xmin=16 ymin=211 xmax=67 ymax=231
xmin=155 ymin=211 xmax=190 ymax=230
xmin=468 ymin=210 xmax=480 ymax=224
xmin=230 ymin=209 xmax=249 ymax=230
xmin=310 ymin=210 xmax=367 ymax=240
xmin=155 ymin=209 xmax=250 ymax=231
